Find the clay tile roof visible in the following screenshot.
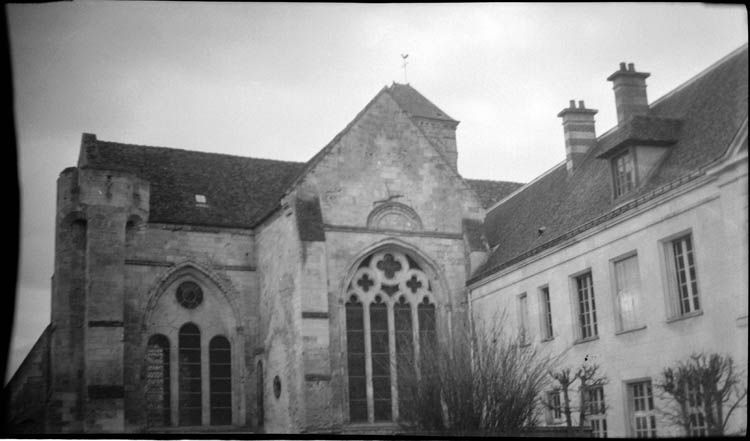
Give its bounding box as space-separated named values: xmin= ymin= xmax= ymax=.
xmin=465 ymin=179 xmax=525 ymax=208
xmin=472 ymin=45 xmax=748 ymax=284
xmin=387 ymin=83 xmax=458 ymax=122
xmin=79 ymin=139 xmax=306 ymax=228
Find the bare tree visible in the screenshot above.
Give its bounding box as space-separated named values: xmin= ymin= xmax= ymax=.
xmin=545 ymin=362 xmax=608 ymax=430
xmin=656 ymin=353 xmax=747 ymax=436
xmin=397 ymin=311 xmax=559 ymax=436
xmin=576 ymin=363 xmax=608 ymax=429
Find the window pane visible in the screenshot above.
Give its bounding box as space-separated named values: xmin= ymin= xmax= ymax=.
xmin=576 ymin=273 xmax=597 ymax=339
xmin=631 ymin=381 xmax=657 ymax=437
xmin=370 ymin=301 xmax=391 ymax=421
xmin=345 ymin=299 xmax=367 ymax=422
xmin=540 ymin=287 xmax=553 ymax=339
xmin=395 ymin=300 xmax=414 ymax=416
xmin=210 ymin=336 xmax=232 ymax=425
xmin=671 ymin=235 xmax=700 ymax=315
xmin=615 ymin=255 xmax=641 ymax=330
xmin=146 ymin=334 xmax=170 ymax=427
xmin=179 ymin=324 xmax=202 ymax=426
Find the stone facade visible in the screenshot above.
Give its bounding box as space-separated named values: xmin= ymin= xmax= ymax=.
xmin=5 ymin=83 xmax=494 ymax=434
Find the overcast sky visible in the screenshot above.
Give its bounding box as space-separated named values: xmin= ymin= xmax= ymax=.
xmin=6 ymin=2 xmax=747 ymax=382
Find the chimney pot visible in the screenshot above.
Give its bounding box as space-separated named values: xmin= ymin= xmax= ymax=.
xmin=569 ymin=99 xmax=576 ymax=108
xmin=619 ymin=62 xmax=627 ymax=71
xmin=578 ymin=100 xmax=585 ymax=109
xmin=628 ymin=63 xmax=635 ymax=71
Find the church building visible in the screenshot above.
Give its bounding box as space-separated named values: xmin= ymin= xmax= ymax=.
xmin=5 ymin=45 xmax=747 ymax=436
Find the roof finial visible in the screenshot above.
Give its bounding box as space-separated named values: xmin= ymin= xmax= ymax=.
xmin=401 ymin=53 xmax=409 ymax=84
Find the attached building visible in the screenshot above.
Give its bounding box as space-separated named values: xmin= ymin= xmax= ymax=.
xmin=469 ymin=45 xmax=748 ymax=437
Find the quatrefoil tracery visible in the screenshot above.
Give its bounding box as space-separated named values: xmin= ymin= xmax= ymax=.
xmin=348 ymin=251 xmax=432 ymax=304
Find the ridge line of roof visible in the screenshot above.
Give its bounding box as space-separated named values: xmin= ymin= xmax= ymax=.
xmin=465 ymin=178 xmax=524 ymax=185
xmin=91 ymin=137 xmax=307 ymax=165
xmin=650 ymin=42 xmax=748 ymax=109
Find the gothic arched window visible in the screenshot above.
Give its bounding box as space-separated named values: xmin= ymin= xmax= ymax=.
xmin=209 ymin=336 xmax=232 ymax=425
xmin=179 ymin=323 xmax=202 ymax=426
xmin=145 ymin=334 xmax=170 ymax=427
xmin=345 ymin=250 xmax=437 ymax=423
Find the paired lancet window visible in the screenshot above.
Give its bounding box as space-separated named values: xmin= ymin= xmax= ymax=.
xmin=146 ymin=323 xmax=232 ymax=427
xmin=345 ymin=250 xmax=436 ymax=423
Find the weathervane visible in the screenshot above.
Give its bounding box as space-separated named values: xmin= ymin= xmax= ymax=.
xmin=401 ymin=53 xmax=409 ymax=83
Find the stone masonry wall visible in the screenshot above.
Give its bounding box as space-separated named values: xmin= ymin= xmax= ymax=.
xmin=291 ymin=89 xmax=485 ymax=428
xmin=121 ymin=222 xmax=257 ymax=431
xmin=255 ymin=202 xmax=305 ymax=433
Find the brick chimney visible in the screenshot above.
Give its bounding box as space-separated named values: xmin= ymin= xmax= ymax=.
xmin=558 ymin=100 xmax=598 ymax=173
xmin=607 ymin=62 xmax=650 ymax=124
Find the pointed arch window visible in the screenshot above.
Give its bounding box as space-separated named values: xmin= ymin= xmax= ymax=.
xmin=145 ymin=334 xmax=170 ymax=427
xmin=344 ymin=250 xmax=437 ymax=423
xmin=179 ymin=323 xmax=202 ymax=426
xmin=209 ymin=336 xmax=232 ymax=425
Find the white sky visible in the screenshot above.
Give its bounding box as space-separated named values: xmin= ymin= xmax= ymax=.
xmin=6 ymin=2 xmax=748 ymax=382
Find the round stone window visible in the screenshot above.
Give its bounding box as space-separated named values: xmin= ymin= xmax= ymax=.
xmin=176 ymin=281 xmax=203 ymax=309
xmin=273 ymin=376 xmax=282 ymax=399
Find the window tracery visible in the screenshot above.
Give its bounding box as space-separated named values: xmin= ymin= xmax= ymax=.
xmin=344 ymin=249 xmax=436 ymax=423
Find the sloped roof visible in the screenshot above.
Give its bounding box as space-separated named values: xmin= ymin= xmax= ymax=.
xmin=387 ymin=83 xmax=457 ymax=122
xmin=472 ymin=45 xmax=748 ymax=283
xmin=464 ymin=179 xmax=525 ymax=208
xmin=79 ymin=136 xmax=306 ymax=228
xmin=76 ymin=83 xmax=498 ymax=230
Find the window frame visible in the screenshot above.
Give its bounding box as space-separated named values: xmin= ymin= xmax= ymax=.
xmin=569 ymin=269 xmax=599 ymax=343
xmin=611 ymin=147 xmax=638 ymax=198
xmin=625 ymin=379 xmax=658 ymax=438
xmin=659 ymin=230 xmax=703 ymax=321
xmin=583 ymin=385 xmax=607 ymax=438
xmin=610 ymin=251 xmax=646 ymax=334
xmin=538 ymin=285 xmax=554 ymax=341
xmin=546 ymin=389 xmax=564 ymax=425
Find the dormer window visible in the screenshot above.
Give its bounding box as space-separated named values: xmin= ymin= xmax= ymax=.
xmin=612 ymin=149 xmax=636 ymax=198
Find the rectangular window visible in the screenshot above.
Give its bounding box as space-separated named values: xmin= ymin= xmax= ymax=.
xmin=613 ymin=149 xmax=635 ymax=197
xmin=613 ymin=254 xmax=643 ymax=331
xmin=539 ymin=286 xmax=554 ymax=340
xmin=575 ymin=272 xmax=598 ymax=340
xmin=585 ymin=386 xmax=607 ymax=438
xmin=686 ymin=382 xmax=707 ymax=436
xmin=629 ymin=381 xmax=657 ymax=438
xmin=518 ymin=293 xmax=529 ymax=344
xmin=665 ymin=233 xmax=700 ymax=317
xmin=546 ymin=390 xmax=562 ymax=424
